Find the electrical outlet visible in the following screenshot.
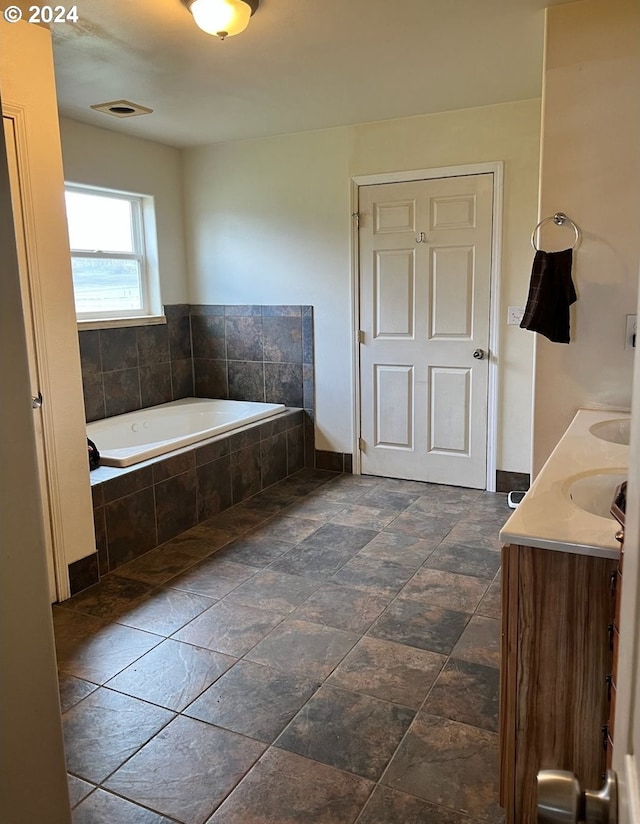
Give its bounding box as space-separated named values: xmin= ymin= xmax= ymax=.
xmin=625 ymin=314 xmax=637 ymax=351
xmin=507 ymin=306 xmax=525 ymax=325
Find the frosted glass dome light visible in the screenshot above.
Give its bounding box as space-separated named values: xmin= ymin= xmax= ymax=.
xmin=188 ymin=0 xmax=254 ymax=39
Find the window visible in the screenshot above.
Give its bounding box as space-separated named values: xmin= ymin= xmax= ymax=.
xmin=64 ymin=184 xmax=161 ymax=323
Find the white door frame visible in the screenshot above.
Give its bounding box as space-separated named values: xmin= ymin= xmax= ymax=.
xmin=4 ymin=104 xmax=70 ymax=601
xmin=350 ymin=161 xmax=504 ymax=492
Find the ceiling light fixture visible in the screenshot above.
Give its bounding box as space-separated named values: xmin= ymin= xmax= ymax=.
xmin=184 ymin=0 xmax=259 ymax=40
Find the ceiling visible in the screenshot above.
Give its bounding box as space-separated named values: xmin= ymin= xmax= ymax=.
xmin=50 ymin=0 xmax=576 ymax=149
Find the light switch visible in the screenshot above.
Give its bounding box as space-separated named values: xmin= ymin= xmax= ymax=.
xmin=508 ymin=306 xmax=525 ymax=325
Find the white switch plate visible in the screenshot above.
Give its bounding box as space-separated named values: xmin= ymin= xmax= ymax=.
xmin=508 ymin=306 xmax=525 ymax=325
xmin=625 ymin=314 xmax=637 ymax=350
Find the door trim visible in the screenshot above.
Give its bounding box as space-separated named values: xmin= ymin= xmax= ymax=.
xmin=4 ymin=104 xmax=70 ymax=601
xmin=350 ymin=161 xmax=503 ymax=492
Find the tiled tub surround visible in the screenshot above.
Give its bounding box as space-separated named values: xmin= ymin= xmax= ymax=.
xmin=190 ymin=304 xmax=314 ymax=412
xmin=77 ymin=303 xmax=337 ymax=469
xmin=71 ymin=409 xmax=306 ymax=596
xmin=79 ymin=304 xmax=194 ymax=423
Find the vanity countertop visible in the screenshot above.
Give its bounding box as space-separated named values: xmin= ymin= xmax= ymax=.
xmin=499 ymin=408 xmax=630 ymax=559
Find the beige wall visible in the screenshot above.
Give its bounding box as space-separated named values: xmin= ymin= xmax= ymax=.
xmin=184 ymin=99 xmax=541 ymax=472
xmin=59 ymin=118 xmax=189 ymax=305
xmin=532 ymin=0 xmax=640 ymax=473
xmin=0 ymin=20 xmax=72 ymax=824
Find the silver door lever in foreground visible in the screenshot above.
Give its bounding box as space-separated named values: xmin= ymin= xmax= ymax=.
xmin=537 ymin=769 xmax=617 ymax=824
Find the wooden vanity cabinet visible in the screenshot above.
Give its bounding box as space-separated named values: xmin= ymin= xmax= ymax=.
xmin=500 ymin=543 xmax=617 ymax=824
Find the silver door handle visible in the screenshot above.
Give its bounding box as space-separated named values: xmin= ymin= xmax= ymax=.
xmin=473 ymin=349 xmax=485 ymax=360
xmin=31 ymin=392 xmax=43 ymax=409
xmin=537 ymin=769 xmax=617 ymax=824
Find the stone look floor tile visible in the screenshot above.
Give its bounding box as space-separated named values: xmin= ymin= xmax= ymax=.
xmin=185 ymin=659 xmax=318 ymax=742
xmin=71 ymin=788 xmax=172 ymax=823
xmin=245 ymin=619 xmax=359 ymax=680
xmin=115 ymin=588 xmax=216 ymax=636
xmin=173 ymin=599 xmax=284 ymax=656
xmin=57 ymin=474 xmax=507 ymax=824
xmin=292 ymin=583 xmax=391 ymax=633
xmin=399 ymin=567 xmax=490 ymax=613
xmin=224 ymin=569 xmax=319 ymax=613
xmin=63 ymin=688 xmax=174 ymax=783
xmin=268 ymin=541 xmax=361 ymax=581
xmin=477 ymin=579 xmax=502 ymax=619
xmin=441 ymin=521 xmax=503 ymax=552
xmin=452 ymin=616 xmax=501 ymax=668
xmin=168 ymin=556 xmax=257 ymax=599
xmin=358 ymin=785 xmax=480 ymax=824
xmin=58 ymin=673 xmax=99 ymax=713
xmin=202 ymin=507 xmax=267 ymax=537
xmin=329 ymin=503 xmax=400 ymax=531
xmin=327 ymin=636 xmax=446 ymax=709
xmin=281 ymin=497 xmax=346 ymax=521
xmin=276 ymin=685 xmax=415 ymax=780
xmin=212 ymin=534 xmax=292 ymax=567
xmin=383 ymin=510 xmax=454 ymax=540
xmin=382 ymin=713 xmax=502 ymax=822
xmin=62 ymin=575 xmax=153 ymax=621
xmin=67 ymin=774 xmax=94 ymax=808
xmin=206 ymin=747 xmax=374 ymax=823
xmin=330 ymin=556 xmax=416 ymax=596
xmin=368 ymin=598 xmax=470 ymax=655
xmin=424 ymin=543 xmax=501 ymax=580
xmin=114 ymin=545 xmax=202 ymax=586
xmin=54 ymin=607 xmax=163 ymax=684
xmin=106 ymin=638 xmax=236 ymax=711
xmin=251 ymin=514 xmax=320 ymax=543
xmin=424 ymin=658 xmax=500 ymax=732
xmin=105 ymin=715 xmax=265 ymax=823
xmin=165 ymin=524 xmax=236 ymax=558
xmin=356 ymin=531 xmax=437 ymax=568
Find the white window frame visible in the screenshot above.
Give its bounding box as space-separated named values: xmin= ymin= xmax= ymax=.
xmin=65 ymin=183 xmax=163 ymax=327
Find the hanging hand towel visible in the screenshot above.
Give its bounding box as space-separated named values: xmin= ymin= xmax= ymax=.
xmin=519 ymin=248 xmax=576 ymax=343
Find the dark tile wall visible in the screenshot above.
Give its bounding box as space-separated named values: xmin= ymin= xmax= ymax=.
xmin=495 ymin=470 xmax=530 ymax=494
xmin=85 ymin=410 xmax=305 ymax=587
xmin=79 ymin=304 xmax=194 ymax=422
xmin=78 ymin=304 xmax=314 ymax=423
xmin=191 ymin=305 xmax=314 ymax=413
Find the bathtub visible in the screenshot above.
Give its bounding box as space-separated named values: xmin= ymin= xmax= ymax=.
xmin=87 ymin=397 xmax=286 ymax=468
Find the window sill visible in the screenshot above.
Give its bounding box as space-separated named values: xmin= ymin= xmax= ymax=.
xmin=77 ymin=315 xmax=167 ymax=331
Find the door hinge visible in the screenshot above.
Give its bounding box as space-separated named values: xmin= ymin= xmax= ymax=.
xmin=357 ymin=330 xmax=365 ymax=344
xmin=358 ymin=437 xmax=365 ymax=452
xmin=352 ymin=212 xmax=360 ymax=229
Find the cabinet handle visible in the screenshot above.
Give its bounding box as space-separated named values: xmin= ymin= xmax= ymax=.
xmin=608 ymin=624 xmax=615 ymax=650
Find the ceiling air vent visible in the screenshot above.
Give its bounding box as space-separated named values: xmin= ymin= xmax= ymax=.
xmin=90 ymin=100 xmax=154 ymax=118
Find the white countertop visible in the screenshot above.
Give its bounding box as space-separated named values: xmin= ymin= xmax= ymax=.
xmin=499 ymin=408 xmax=629 ymax=559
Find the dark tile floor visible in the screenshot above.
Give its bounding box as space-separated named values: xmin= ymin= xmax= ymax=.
xmin=55 ymin=469 xmax=508 ymax=824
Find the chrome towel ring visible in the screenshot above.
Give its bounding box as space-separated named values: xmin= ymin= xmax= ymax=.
xmin=531 ymin=212 xmax=581 ymax=251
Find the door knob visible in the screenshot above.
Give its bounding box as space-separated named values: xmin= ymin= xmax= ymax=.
xmin=473 ymin=349 xmax=485 ymax=360
xmin=537 ymin=769 xmax=617 ymax=824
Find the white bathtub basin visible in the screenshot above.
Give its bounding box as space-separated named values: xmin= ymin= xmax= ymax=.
xmin=567 ymin=469 xmax=627 ymax=520
xmin=589 ymin=418 xmax=631 ymax=446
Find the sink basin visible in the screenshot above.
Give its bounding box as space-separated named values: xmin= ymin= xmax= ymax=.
xmin=567 ymin=470 xmax=627 ymax=519
xmin=589 ymin=418 xmax=631 ymax=446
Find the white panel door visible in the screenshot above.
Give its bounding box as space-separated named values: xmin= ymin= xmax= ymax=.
xmin=359 ymin=174 xmax=493 ymax=487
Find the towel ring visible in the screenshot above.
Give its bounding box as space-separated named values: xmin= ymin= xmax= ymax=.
xmin=531 ymin=212 xmax=580 ymax=251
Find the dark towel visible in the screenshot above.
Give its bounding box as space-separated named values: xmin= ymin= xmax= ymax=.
xmin=87 ymin=438 xmax=101 ymax=470
xmin=520 ymin=248 xmax=576 ymax=343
